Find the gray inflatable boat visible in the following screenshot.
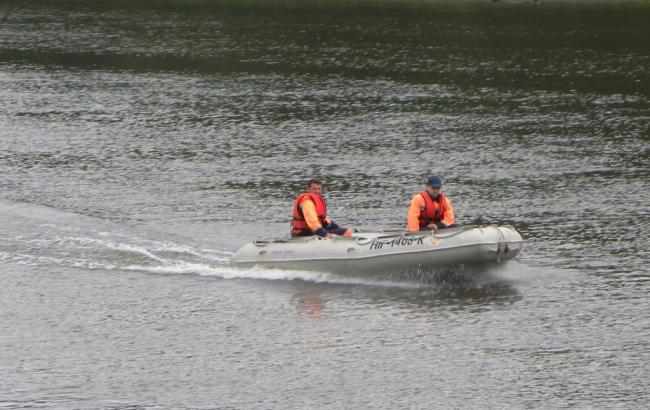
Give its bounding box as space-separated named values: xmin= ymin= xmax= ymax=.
xmin=232 ymin=225 xmax=524 ymax=274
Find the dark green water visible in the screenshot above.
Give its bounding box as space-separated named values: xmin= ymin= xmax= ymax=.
xmin=1 ymin=2 xmax=649 ymax=409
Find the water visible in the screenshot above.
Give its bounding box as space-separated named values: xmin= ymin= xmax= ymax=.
xmin=1 ymin=2 xmax=650 ymax=408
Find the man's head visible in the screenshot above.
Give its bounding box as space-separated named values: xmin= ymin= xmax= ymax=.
xmin=425 ymin=176 xmax=442 ymax=197
xmin=307 ymin=179 xmax=322 ymax=195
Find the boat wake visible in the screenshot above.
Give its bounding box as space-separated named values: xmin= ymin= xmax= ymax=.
xmin=0 ymin=199 xmax=524 ymax=290
xmin=4 ymin=233 xmax=428 ymax=288
xmin=4 ymin=231 xmax=520 ymax=291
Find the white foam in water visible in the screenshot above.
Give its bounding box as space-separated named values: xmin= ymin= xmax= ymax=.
xmin=201 ymin=248 xmax=235 ymax=256
xmin=122 ymin=261 xmax=423 ymax=289
xmin=149 ymin=243 xmax=233 ymax=262
xmin=0 ymin=251 xmax=11 ymax=263
xmin=63 ymin=236 xmax=168 ymax=263
xmin=151 ymin=243 xmax=204 ymax=255
xmin=59 ymin=235 xmax=233 ymax=263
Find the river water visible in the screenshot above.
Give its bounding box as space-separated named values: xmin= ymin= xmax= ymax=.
xmin=1 ymin=2 xmax=649 ymax=409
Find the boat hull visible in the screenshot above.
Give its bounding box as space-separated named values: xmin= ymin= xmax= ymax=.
xmin=231 ymin=225 xmax=524 ymax=275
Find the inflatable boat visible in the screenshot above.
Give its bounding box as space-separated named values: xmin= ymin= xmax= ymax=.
xmin=231 ymin=225 xmax=523 ymax=275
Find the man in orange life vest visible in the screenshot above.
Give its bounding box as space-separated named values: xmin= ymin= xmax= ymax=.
xmin=291 ymin=179 xmax=353 ymax=238
xmin=407 ymin=176 xmax=456 ymax=232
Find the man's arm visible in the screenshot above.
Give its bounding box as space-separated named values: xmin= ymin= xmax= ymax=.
xmin=300 ymin=200 xmax=325 ymax=234
xmin=441 ymin=196 xmax=455 ymax=227
xmin=406 ymin=194 xmax=424 ymax=232
xmin=324 ymin=221 xmax=353 ymax=237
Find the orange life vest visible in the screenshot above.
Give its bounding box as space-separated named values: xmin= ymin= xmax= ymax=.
xmin=419 ymin=191 xmax=447 ymax=229
xmin=291 ymin=193 xmax=328 ymax=236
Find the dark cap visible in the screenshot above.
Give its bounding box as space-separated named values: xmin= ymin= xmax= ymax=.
xmin=426 ymin=176 xmax=443 ymax=188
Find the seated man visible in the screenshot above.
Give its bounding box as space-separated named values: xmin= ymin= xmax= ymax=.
xmin=290 ymin=179 xmax=352 ymax=238
xmin=406 ymin=176 xmax=456 ymax=232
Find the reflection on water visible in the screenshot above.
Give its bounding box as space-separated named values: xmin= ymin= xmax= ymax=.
xmin=293 ymin=289 xmax=325 ymax=319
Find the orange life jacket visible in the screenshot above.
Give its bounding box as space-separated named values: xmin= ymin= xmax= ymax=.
xmin=291 ymin=193 xmax=328 ymax=236
xmin=419 ymin=191 xmax=447 ymax=229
